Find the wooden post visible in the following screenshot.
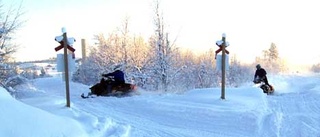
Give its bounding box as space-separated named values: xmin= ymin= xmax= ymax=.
xmin=63 ymin=32 xmax=71 ymax=107
xmin=221 ymin=34 xmax=226 ymax=100
xmin=81 ymin=39 xmax=86 ymax=61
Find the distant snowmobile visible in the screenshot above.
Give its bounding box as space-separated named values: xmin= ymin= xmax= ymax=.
xmin=253 ymin=78 xmax=274 ymax=95
xmin=81 ymin=77 xmax=138 ymax=98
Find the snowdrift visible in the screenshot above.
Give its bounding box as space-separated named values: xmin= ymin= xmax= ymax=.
xmin=0 ymin=87 xmax=88 ymax=137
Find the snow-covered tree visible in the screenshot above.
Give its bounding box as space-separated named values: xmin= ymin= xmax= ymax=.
xmin=311 ymin=63 xmax=320 ymax=73
xmin=73 ymin=18 xmax=153 ymax=87
xmin=0 ymin=1 xmax=24 ymax=85
xmin=0 ymin=1 xmax=24 ymax=62
xmin=148 ymin=0 xmax=180 ymax=92
xmin=125 ymin=36 xmax=152 ymax=89
xmin=73 ymin=32 xmax=125 ymax=85
xmin=171 ymin=50 xmax=194 ymax=90
xmin=227 ymin=55 xmax=253 ymax=87
xmin=195 ymin=50 xmax=219 ymax=88
xmin=255 ymin=43 xmax=285 ymax=73
xmin=73 ymin=1 xmax=260 ymax=92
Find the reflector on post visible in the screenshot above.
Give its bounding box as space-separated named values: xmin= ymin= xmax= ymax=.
xmin=216 ymin=55 xmax=229 ymax=71
xmin=56 ymin=53 xmax=75 ymax=72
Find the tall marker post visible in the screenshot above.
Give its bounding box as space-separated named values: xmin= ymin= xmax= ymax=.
xmin=54 ymin=28 xmax=76 ymax=107
xmin=215 ymin=33 xmax=229 ymax=100
xmin=81 ymin=39 xmax=86 ymax=61
xmin=221 ymin=35 xmax=226 ymax=99
xmin=63 ymin=31 xmax=70 ymax=107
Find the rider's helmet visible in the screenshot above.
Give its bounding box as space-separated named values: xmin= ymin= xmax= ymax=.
xmin=256 ymin=64 xmax=261 ymax=69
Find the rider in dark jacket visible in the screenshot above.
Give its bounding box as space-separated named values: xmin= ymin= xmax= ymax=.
xmin=254 ymin=64 xmax=270 ymax=87
xmin=102 ymin=68 xmax=125 ymax=85
xmin=101 ymin=65 xmax=125 ymax=93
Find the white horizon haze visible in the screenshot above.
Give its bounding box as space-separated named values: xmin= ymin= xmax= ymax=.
xmin=2 ymin=0 xmax=320 ymax=67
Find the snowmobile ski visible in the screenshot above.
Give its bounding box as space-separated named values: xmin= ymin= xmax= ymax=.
xmin=81 ymin=93 xmax=96 ymax=99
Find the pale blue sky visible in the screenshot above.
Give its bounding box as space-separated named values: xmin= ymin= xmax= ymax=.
xmin=3 ymin=0 xmax=320 ymax=66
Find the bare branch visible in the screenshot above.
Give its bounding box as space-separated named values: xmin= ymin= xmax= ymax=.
xmin=0 ymin=0 xmax=25 ymax=61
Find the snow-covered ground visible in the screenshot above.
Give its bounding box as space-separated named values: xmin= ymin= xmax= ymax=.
xmin=1 ymin=73 xmax=320 ymax=137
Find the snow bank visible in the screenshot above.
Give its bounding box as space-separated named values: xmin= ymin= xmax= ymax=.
xmin=2 ymin=74 xmax=320 ymax=136
xmin=0 ymin=87 xmax=88 ymax=137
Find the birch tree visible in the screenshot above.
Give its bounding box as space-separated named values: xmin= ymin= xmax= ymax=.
xmin=0 ymin=2 xmax=24 ymax=61
xmin=149 ymin=0 xmax=180 ymax=91
xmin=0 ymin=1 xmax=25 ymax=84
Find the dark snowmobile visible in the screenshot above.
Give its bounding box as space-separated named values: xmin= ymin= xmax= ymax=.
xmin=81 ymin=77 xmax=137 ymax=98
xmin=253 ymin=78 xmax=274 ymax=95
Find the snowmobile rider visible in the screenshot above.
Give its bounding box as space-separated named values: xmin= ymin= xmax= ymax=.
xmin=254 ymin=64 xmax=271 ymax=88
xmin=101 ymin=65 xmax=125 ymax=93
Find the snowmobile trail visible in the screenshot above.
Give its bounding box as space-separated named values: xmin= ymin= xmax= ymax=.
xmin=74 ymin=95 xmax=216 ymax=137
xmin=13 ymin=75 xmax=320 ymax=137
xmin=260 ymin=75 xmax=320 ymax=136
xmin=73 ymin=90 xmax=265 ymax=137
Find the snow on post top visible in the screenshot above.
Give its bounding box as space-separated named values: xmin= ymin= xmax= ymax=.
xmin=222 ymin=33 xmax=226 ymax=38
xmin=216 ymin=40 xmax=223 ymax=46
xmin=61 ymin=27 xmax=67 ymax=33
xmin=55 ymin=36 xmax=75 ymax=45
xmin=55 ymin=36 xmax=63 ymax=42
xmin=226 ymin=42 xmax=230 ymax=47
xmin=67 ymin=38 xmax=76 ymax=45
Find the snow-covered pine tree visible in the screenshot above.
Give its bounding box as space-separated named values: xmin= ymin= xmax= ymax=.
xmin=255 ymin=43 xmax=284 ymax=74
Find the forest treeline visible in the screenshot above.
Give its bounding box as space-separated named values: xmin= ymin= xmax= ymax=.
xmin=72 ymin=4 xmax=288 ymax=92
xmin=0 ymin=1 xmax=304 ymax=92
